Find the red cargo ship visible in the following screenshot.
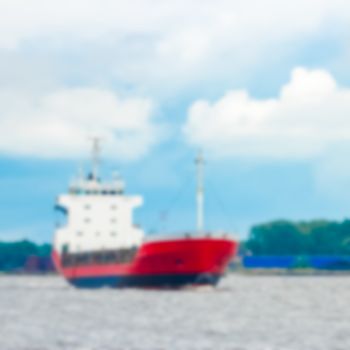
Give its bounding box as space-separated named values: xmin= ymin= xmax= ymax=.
xmin=52 ymin=140 xmax=238 ymax=288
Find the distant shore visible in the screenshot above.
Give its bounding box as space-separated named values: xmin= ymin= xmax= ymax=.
xmin=231 ymin=268 xmax=350 ymax=276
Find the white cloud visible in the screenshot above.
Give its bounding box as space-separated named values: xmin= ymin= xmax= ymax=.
xmin=0 ymin=0 xmax=347 ymax=49
xmin=0 ymin=0 xmax=349 ymax=97
xmin=184 ymin=67 xmax=350 ymax=159
xmin=0 ymin=1 xmax=349 ymax=160
xmin=0 ymin=87 xmax=160 ymax=160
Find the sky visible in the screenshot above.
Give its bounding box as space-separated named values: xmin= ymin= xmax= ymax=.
xmin=1 ymin=0 xmax=350 ymax=242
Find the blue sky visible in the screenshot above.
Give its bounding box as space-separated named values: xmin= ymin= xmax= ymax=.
xmin=1 ymin=0 xmax=350 ymax=242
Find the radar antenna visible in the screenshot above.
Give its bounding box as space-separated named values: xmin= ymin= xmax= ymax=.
xmin=89 ymin=136 xmax=102 ymax=181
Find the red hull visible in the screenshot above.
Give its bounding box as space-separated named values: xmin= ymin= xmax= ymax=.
xmin=53 ymin=237 xmax=238 ymax=288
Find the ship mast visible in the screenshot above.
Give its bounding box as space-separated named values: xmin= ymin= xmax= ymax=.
xmin=90 ymin=137 xmax=101 ymax=181
xmin=195 ymin=150 xmax=205 ymax=233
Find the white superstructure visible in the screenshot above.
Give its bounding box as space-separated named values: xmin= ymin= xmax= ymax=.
xmin=54 ymin=140 xmax=144 ymax=255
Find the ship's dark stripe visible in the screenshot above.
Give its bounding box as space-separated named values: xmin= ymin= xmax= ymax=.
xmin=68 ymin=273 xmax=221 ymax=289
xmin=61 ymin=247 xmax=138 ymax=267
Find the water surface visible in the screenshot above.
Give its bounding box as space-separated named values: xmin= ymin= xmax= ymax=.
xmin=1 ymin=275 xmax=349 ymax=350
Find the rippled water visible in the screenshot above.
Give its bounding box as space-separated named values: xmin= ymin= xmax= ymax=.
xmin=1 ymin=274 xmax=350 ymax=350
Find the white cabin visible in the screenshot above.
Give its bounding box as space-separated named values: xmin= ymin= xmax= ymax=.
xmin=54 ymin=176 xmax=144 ymax=255
xmin=54 ymin=140 xmax=144 ymax=255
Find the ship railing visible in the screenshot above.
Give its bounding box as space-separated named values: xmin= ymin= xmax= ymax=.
xmin=143 ymin=231 xmax=236 ymax=242
xmin=61 ymin=247 xmax=138 ymax=267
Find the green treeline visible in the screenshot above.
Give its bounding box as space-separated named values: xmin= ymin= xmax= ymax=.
xmin=2 ymin=219 xmax=350 ymax=271
xmin=0 ymin=240 xmax=51 ymax=271
xmin=244 ymin=219 xmax=350 ymax=256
